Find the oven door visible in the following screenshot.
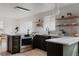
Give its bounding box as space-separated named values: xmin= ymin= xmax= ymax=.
xmin=22 ymin=37 xmax=32 ymax=46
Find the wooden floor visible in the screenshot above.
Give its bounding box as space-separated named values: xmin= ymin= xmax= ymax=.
xmin=0 ymin=49 xmax=47 ymax=56
xmin=0 ymin=39 xmax=47 ymax=56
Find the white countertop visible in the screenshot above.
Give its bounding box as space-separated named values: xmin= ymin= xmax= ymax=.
xmin=46 ymin=37 xmax=79 ymax=45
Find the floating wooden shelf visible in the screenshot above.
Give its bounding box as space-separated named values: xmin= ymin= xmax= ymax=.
xmin=68 ymin=32 xmax=79 ymax=37
xmin=56 ymin=15 xmax=79 ymax=37
xmin=56 ymin=16 xmax=79 ymax=20
xmin=57 ymin=25 xmax=79 ymax=27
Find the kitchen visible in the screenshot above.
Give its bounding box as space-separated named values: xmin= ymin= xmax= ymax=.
xmin=0 ymin=3 xmax=79 ymax=56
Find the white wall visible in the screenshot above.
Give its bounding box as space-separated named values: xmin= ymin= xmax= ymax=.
xmin=4 ymin=18 xmax=16 ymax=34
xmin=12 ymin=4 xmax=79 ymax=35
xmin=18 ymin=20 xmax=32 ymax=34
xmin=0 ymin=17 xmax=16 ymax=34
xmin=17 ymin=16 xmax=34 ymax=34
xmin=56 ymin=4 xmax=79 ymax=36
xmin=32 ymin=10 xmax=56 ymax=34
xmin=0 ymin=21 xmax=4 ymax=29
xmin=18 ymin=10 xmax=56 ymax=34
xmin=43 ymin=16 xmax=56 ymax=31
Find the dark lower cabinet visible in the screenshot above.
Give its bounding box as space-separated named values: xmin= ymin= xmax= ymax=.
xmin=32 ymin=35 xmax=38 ymax=48
xmin=78 ymin=42 xmax=79 ymax=56
xmin=47 ymin=42 xmax=63 ymax=56
xmin=32 ymin=35 xmax=51 ymax=51
xmin=7 ymin=35 xmax=21 ymax=54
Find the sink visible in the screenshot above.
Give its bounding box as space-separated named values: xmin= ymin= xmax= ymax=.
xmin=51 ymin=36 xmax=61 ymax=38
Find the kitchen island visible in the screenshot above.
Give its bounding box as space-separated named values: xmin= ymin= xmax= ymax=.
xmin=46 ymin=37 xmax=79 ymax=56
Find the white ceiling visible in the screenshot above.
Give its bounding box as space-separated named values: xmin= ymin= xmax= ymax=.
xmin=0 ymin=3 xmax=73 ymax=18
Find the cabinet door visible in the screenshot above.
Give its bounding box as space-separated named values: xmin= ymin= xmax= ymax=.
xmin=47 ymin=42 xmax=63 ymax=56
xmin=12 ymin=36 xmax=20 ymax=53
xmin=7 ymin=35 xmax=11 ymax=52
xmin=32 ymin=35 xmax=38 ymax=48
xmin=32 ymin=35 xmax=51 ymax=51
xmin=78 ymin=42 xmax=79 ymax=55
xmin=40 ymin=36 xmax=47 ymax=51
xmin=40 ymin=36 xmax=51 ymax=51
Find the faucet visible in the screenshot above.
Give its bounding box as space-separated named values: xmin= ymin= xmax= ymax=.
xmin=46 ymin=27 xmax=50 ymax=35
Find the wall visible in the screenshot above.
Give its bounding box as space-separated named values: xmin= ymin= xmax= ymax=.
xmin=0 ymin=4 xmax=78 ymax=35
xmin=32 ymin=10 xmax=56 ymax=34
xmin=18 ymin=20 xmax=33 ymax=34
xmin=43 ymin=16 xmax=56 ymax=31
xmin=17 ymin=16 xmax=34 ymax=34
xmin=14 ymin=4 xmax=79 ymax=35
xmin=0 ymin=17 xmax=16 ymax=34
xmin=4 ymin=18 xmax=16 ymax=34
xmin=56 ymin=4 xmax=79 ymax=36
xmin=18 ymin=10 xmax=56 ymax=34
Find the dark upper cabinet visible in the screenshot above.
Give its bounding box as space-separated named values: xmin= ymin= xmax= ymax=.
xmin=7 ymin=35 xmax=21 ymax=54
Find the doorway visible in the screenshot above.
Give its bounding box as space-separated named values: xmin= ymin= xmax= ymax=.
xmin=0 ymin=34 xmax=7 ymax=55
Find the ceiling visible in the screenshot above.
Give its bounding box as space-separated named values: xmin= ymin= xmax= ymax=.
xmin=0 ymin=3 xmax=73 ymax=18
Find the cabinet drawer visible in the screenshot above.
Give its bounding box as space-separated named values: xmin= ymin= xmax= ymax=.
xmin=13 ymin=36 xmax=20 ymax=39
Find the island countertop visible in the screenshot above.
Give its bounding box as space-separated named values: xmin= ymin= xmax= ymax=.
xmin=46 ymin=37 xmax=79 ymax=45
